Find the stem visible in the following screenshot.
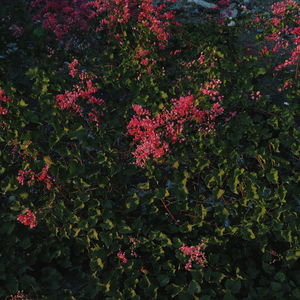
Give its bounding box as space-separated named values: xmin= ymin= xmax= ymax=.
xmin=160 ymin=198 xmax=178 ymax=224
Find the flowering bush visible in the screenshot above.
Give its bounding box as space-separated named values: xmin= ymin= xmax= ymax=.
xmin=0 ymin=0 xmax=299 ymax=299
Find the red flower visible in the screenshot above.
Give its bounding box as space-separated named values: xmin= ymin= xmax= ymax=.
xmin=17 ymin=169 xmax=36 ymax=186
xmin=180 ymin=242 xmax=207 ymax=271
xmin=0 ymin=107 xmax=8 ymax=115
xmin=128 ymin=93 xmax=224 ymax=167
xmin=291 ymin=27 xmax=300 ymax=36
xmin=117 ymin=249 xmax=128 ymax=263
xmin=0 ymin=89 xmax=12 ymax=116
xmin=56 ymin=59 xmax=105 ymax=126
xmin=17 ymin=209 xmax=37 ymax=229
xmin=31 ymin=0 xmax=91 ymax=40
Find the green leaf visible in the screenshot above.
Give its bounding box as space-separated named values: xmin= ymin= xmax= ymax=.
xmin=97 ymin=258 xmax=104 ymax=269
xmin=267 ymin=117 xmax=279 ymax=129
xmin=5 ymin=275 xmax=18 ymax=293
xmin=33 ymin=27 xmax=44 ymax=38
xmin=225 ymin=279 xmax=241 ymax=294
xmin=119 ymin=224 xmax=132 ymax=234
xmin=102 ymin=219 xmax=114 ymax=230
xmin=274 ymin=272 xmax=286 ymax=283
xmin=20 ymin=193 xmax=29 ymax=199
xmin=73 ymin=228 xmax=81 ymax=237
xmin=286 ymin=249 xmax=300 ymax=262
xmin=88 ymin=229 xmax=99 ymax=240
xmin=173 ymin=161 xmax=179 ymax=169
xmin=22 ymin=275 xmax=37 ymax=288
xmin=43 ymin=156 xmax=54 ymax=166
xmin=166 ymin=284 xmax=184 ymax=298
xmin=215 ymin=51 xmax=224 ymax=58
xmin=216 ymin=189 xmax=225 ymax=199
xmin=292 ymin=289 xmax=300 ymax=298
xmin=228 ymin=168 xmax=244 ymax=194
xmin=137 ymin=182 xmax=149 ymax=190
xmin=271 ymin=282 xmax=282 ymax=292
xmin=257 ymin=67 xmax=266 ymax=75
xmin=188 ymin=280 xmax=201 ymax=294
xmin=247 ymin=228 xmax=256 ymax=239
xmin=256 ymin=207 xmax=266 ymax=221
xmin=157 ymin=274 xmax=170 ymax=287
xmin=19 ymin=99 xmax=28 ymax=107
xmin=223 ymin=294 xmax=237 ymax=300
xmin=160 ymin=91 xmax=168 ymax=99
xmin=0 ymin=222 xmax=15 ymax=235
xmin=241 ymin=228 xmax=256 ymax=240
xmin=266 ymin=168 xmax=279 ymax=184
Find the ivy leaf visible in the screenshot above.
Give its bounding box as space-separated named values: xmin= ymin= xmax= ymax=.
xmin=165 ymin=284 xmax=184 ymax=298
xmin=119 ymin=224 xmax=132 ymax=234
xmin=188 ymin=280 xmax=201 ymax=294
xmin=225 ymin=279 xmax=241 ymax=294
xmin=157 ymin=274 xmax=170 ymax=287
xmin=266 ymin=168 xmax=279 ymax=184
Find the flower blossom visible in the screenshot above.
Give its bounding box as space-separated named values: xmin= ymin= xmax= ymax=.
xmin=17 ymin=164 xmax=55 ymax=190
xmin=30 ymin=0 xmax=91 ymax=41
xmin=0 ymin=89 xmax=12 ymax=116
xmin=117 ymin=249 xmax=128 ymax=263
xmin=17 ymin=169 xmax=36 ymax=186
xmin=256 ymin=0 xmax=300 ymax=73
xmin=88 ymin=0 xmax=176 ymax=47
xmin=17 ymin=209 xmax=37 ymax=229
xmin=128 ymin=93 xmax=224 ymax=167
xmin=179 ymin=242 xmax=207 ymax=271
xmin=56 ymin=60 xmax=105 ymax=126
xmin=9 ymin=24 xmax=24 ymax=38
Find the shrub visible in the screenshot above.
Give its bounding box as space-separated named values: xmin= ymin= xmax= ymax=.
xmin=0 ymin=0 xmax=299 ymax=299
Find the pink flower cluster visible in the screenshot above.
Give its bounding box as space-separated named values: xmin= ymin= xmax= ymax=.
xmin=129 ymin=237 xmax=140 ymax=257
xmin=0 ymin=89 xmax=11 ymax=116
xmin=134 ymin=47 xmax=158 ymax=73
xmin=9 ymin=24 xmax=24 ymax=38
xmin=8 ymin=290 xmax=31 ymax=300
xmin=17 ymin=164 xmax=54 ymax=190
xmin=277 ymin=80 xmax=294 ymax=92
xmin=9 ymin=140 xmax=39 ymax=162
xmin=127 ymin=93 xmax=224 ymax=167
xmin=250 ymin=90 xmax=262 ymax=101
xmin=55 ymin=59 xmax=105 ymax=126
xmin=17 ymin=169 xmax=36 ymax=186
xmin=180 ymin=54 xmax=206 ymax=68
xmin=117 ymin=237 xmax=140 ymax=263
xmin=30 ymin=0 xmax=91 ymax=40
xmin=38 ymin=164 xmax=54 ymax=190
xmin=179 ymin=242 xmax=207 ymax=271
xmin=271 ymin=0 xmax=298 ymax=16
xmin=89 ymin=0 xmax=176 ymax=47
xmin=137 ymin=0 xmax=176 ymax=43
xmin=170 ymin=49 xmax=182 ymax=56
xmin=117 ymin=249 xmax=128 ymax=263
xmin=257 ymin=0 xmax=300 ymax=72
xmin=199 ymin=79 xmax=223 ymax=101
xmin=269 ymin=249 xmax=283 ymax=264
xmin=17 ymin=209 xmax=37 ymax=229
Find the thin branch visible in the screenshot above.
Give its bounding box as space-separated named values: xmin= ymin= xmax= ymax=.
xmin=160 ymin=198 xmax=178 ymax=224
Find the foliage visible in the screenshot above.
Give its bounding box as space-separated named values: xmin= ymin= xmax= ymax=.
xmin=0 ymin=0 xmax=299 ymax=299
